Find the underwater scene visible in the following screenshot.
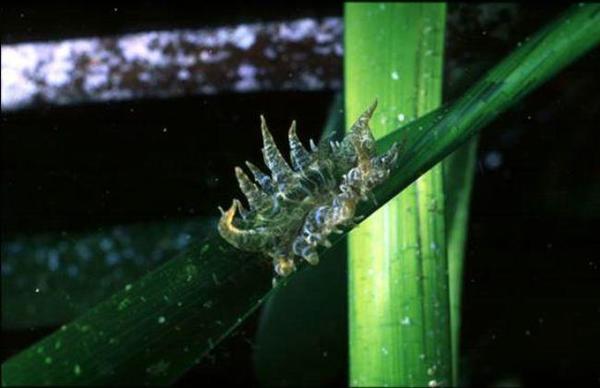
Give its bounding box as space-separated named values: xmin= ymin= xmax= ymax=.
xmin=1 ymin=2 xmax=599 ymax=386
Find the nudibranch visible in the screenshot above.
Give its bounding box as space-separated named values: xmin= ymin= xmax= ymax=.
xmin=218 ymin=100 xmax=399 ymax=281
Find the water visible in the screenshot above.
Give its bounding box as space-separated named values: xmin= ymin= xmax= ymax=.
xmin=2 ymin=3 xmax=598 ymax=387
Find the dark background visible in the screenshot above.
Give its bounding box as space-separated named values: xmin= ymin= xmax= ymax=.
xmin=2 ymin=2 xmax=599 ymax=386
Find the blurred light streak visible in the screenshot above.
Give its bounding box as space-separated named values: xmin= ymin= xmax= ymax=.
xmin=1 ymin=17 xmax=343 ymax=111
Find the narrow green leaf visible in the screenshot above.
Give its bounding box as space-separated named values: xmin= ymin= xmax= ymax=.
xmin=2 ymin=229 xmax=274 ymax=385
xmin=345 ymin=3 xmax=449 ymax=386
xmin=444 ymin=136 xmax=479 ymax=384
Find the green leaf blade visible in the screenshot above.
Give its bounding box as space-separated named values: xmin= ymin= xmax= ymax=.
xmin=345 ymin=3 xmax=449 ymax=386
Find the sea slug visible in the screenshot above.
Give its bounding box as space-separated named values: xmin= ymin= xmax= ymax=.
xmin=218 ymin=100 xmax=399 ymax=281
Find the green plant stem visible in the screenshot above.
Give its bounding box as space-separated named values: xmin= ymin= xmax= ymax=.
xmin=444 ymin=136 xmax=479 ymax=384
xmin=345 ymin=3 xmax=448 ymax=386
xmin=2 ymin=4 xmax=598 ymax=385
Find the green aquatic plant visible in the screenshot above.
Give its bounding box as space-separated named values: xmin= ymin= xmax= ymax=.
xmin=344 ymin=3 xmax=451 ymax=386
xmin=2 ymin=3 xmax=599 ymax=385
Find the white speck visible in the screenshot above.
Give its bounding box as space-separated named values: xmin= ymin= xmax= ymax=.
xmin=138 ymin=72 xmax=152 ymax=82
xmin=484 ymin=150 xmax=503 ymax=170
xmin=238 ymin=63 xmax=257 ymax=78
xmin=235 ymin=63 xmax=259 ymax=91
xmin=397 ymin=113 xmax=405 ymax=122
xmin=333 ymin=42 xmax=343 ymax=56
xmin=199 ymin=49 xmax=230 ymax=63
xmin=391 ymin=71 xmax=399 ymax=80
xmin=34 ymin=287 xmax=40 ymax=293
xmin=162 ymin=127 xmax=168 ymax=133
xmin=381 ymin=347 xmax=389 ymax=356
xmin=401 ymin=316 xmax=411 ymax=325
xmin=177 ymin=69 xmax=190 ymax=80
xmin=428 ymin=380 xmax=440 ymax=387
xmin=315 ymin=28 xmax=334 ymax=44
xmin=158 ymin=316 xmax=166 ymax=324
xmin=84 ymin=64 xmax=111 ymax=90
xmin=232 ymin=25 xmax=256 ymax=50
xmin=118 ymin=33 xmax=166 ymax=65
xmin=279 ymin=19 xmax=316 ymax=42
xmin=300 ymin=72 xmax=324 ymax=89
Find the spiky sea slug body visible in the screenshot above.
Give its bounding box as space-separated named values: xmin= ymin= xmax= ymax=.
xmin=218 ymin=100 xmax=399 ymax=280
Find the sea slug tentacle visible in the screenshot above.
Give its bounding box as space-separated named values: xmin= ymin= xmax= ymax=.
xmin=217 ymin=100 xmax=399 ymax=282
